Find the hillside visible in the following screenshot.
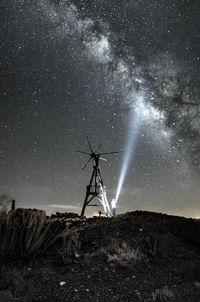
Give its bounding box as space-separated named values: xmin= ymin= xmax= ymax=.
xmin=1 ymin=210 xmax=200 ymax=301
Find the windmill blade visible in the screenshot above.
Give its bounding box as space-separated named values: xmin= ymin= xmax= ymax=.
xmin=86 ymin=136 xmax=94 ymax=153
xmin=100 ymin=157 xmax=107 ymax=161
xmin=100 ymin=151 xmax=119 ymax=155
xmin=95 ymin=144 xmax=102 ymax=153
xmin=82 ymin=157 xmax=92 ymax=170
xmin=77 ymin=150 xmax=91 ymax=155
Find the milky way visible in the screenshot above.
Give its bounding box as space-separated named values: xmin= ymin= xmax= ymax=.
xmin=0 ymin=0 xmax=199 ymax=217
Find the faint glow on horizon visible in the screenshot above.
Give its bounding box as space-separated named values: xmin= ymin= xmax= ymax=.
xmin=115 ymin=93 xmax=145 ymax=206
xmin=49 ymin=204 xmax=80 ymax=210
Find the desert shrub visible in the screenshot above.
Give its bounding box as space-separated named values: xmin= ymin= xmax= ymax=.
xmin=152 ymin=286 xmax=174 ymax=301
xmin=0 ymin=208 xmax=62 ymax=259
xmin=57 ymin=227 xmax=82 ymax=261
xmin=91 ymin=239 xmax=144 ymax=265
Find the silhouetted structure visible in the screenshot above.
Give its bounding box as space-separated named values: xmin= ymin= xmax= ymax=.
xmin=77 ymin=137 xmax=118 ymax=217
xmin=11 ymin=200 xmax=15 ymax=211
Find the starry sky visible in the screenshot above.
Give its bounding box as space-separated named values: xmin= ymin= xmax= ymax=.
xmin=0 ymin=0 xmax=200 ymax=217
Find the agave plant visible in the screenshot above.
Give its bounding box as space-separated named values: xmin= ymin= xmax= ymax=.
xmin=0 ymin=208 xmax=63 ymax=259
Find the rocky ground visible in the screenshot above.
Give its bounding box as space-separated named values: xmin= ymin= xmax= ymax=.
xmin=1 ymin=211 xmax=200 ymax=301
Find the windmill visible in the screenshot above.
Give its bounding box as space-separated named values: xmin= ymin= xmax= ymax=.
xmin=77 ymin=137 xmax=118 ymax=217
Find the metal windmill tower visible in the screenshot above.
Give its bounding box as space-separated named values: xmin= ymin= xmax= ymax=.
xmin=77 ymin=137 xmax=118 ymax=217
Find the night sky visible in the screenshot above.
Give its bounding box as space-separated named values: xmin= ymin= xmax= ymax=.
xmin=1 ymin=0 xmax=199 ymax=217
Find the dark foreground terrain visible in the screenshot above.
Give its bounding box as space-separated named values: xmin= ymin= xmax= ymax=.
xmin=1 ymin=210 xmax=200 ymax=301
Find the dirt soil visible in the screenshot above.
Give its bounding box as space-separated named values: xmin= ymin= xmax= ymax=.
xmin=1 ymin=211 xmax=200 ymax=302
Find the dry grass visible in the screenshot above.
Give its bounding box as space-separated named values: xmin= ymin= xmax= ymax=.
xmin=92 ymin=239 xmax=144 ymax=264
xmin=152 ymin=286 xmax=174 ymax=301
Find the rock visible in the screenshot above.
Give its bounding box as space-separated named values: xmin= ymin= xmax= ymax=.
xmin=121 ymin=242 xmax=127 ymax=249
xmin=64 ymin=258 xmax=72 ymax=264
xmin=0 ymin=290 xmax=14 ymax=302
xmin=9 ymin=269 xmax=25 ymax=294
xmin=60 ymin=281 xmax=66 ymax=286
xmin=83 ymin=254 xmax=93 ymax=265
xmin=53 ymin=212 xmax=80 ymax=219
xmin=194 ymin=281 xmax=200 ymax=288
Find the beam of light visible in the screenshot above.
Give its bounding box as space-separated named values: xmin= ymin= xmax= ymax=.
xmin=114 ymin=93 xmax=145 ymax=207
